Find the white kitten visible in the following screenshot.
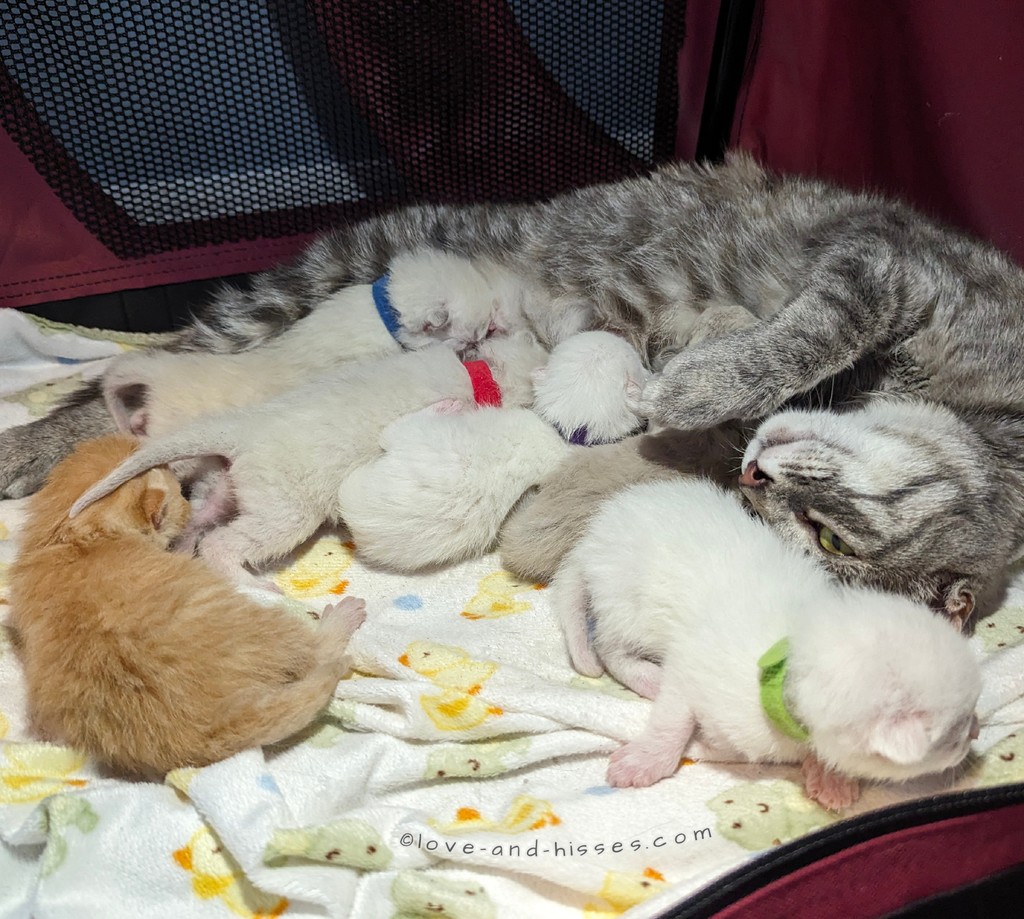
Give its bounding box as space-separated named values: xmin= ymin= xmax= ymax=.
xmin=551 ymin=478 xmax=981 ymax=810
xmin=70 ymin=334 xmax=549 ymax=588
xmin=338 ymin=404 xmax=571 ymax=571
xmin=332 ymin=330 xmax=649 ymax=571
xmin=532 ymin=331 xmax=650 ymax=445
xmin=102 ymin=249 xmax=517 ymax=439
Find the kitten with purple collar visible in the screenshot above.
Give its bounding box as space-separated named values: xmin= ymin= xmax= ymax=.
xmin=552 ymin=478 xmax=981 ymax=810
xmin=334 ymin=331 xmax=648 ymax=572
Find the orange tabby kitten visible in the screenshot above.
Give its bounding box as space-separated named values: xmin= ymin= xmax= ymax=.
xmin=8 ymin=434 xmax=365 ymax=776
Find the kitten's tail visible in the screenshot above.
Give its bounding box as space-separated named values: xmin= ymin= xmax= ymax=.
xmin=550 ymin=554 xmax=604 ymax=678
xmin=68 ymin=426 xmax=235 ymax=518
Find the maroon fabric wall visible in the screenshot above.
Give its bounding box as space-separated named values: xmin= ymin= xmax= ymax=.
xmin=729 ymin=0 xmax=1024 ymax=265
xmin=711 ymin=801 xmax=1024 ymax=919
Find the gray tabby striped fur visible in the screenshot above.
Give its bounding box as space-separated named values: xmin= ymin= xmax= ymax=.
xmin=3 ymin=153 xmax=1024 ymax=621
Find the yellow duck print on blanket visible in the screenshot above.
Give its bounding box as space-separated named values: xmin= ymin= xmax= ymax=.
xmin=399 ymin=641 xmax=503 ymax=731
xmin=583 ymin=868 xmax=670 ymax=918
xmin=461 ymin=571 xmax=544 ymax=620
xmin=431 ymin=794 xmax=560 ymax=835
xmin=273 ymin=534 xmax=354 ymax=599
xmin=0 ymin=743 xmax=88 ymax=804
xmin=174 ymin=826 xmax=288 ymax=918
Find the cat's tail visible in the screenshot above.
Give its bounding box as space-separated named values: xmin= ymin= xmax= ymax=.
xmin=549 ymin=553 xmax=604 ymax=678
xmin=68 ymin=424 xmax=236 ymax=518
xmin=234 ymin=597 xmax=367 ymax=746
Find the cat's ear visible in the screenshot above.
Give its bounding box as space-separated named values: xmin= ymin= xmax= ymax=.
xmin=106 ymin=383 xmax=149 ymax=435
xmin=423 ymin=307 xmax=449 ymax=333
xmin=140 ymin=484 xmax=170 ymax=531
xmin=868 ymin=711 xmax=931 ymax=765
xmin=932 ymin=576 xmax=976 ymax=632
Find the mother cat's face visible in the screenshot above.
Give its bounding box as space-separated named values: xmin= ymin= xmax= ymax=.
xmin=738 ymin=399 xmax=1013 ymax=627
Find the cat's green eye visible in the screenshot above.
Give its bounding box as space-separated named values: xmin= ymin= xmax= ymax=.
xmin=817 ymin=524 xmax=856 ymax=557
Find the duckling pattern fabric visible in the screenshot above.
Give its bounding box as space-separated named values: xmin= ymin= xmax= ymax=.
xmin=1 ymin=311 xmax=1023 ymax=919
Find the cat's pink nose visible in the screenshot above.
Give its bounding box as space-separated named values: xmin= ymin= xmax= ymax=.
xmin=739 ymin=460 xmax=771 ymax=488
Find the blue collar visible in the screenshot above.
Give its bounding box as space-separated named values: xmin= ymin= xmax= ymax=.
xmin=372 ymin=273 xmax=402 ymax=340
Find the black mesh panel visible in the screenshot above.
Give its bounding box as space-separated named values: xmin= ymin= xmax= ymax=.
xmin=0 ymin=1 xmax=683 ymax=258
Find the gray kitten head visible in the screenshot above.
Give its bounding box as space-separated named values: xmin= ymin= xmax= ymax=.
xmin=739 ymin=399 xmax=1016 ymax=627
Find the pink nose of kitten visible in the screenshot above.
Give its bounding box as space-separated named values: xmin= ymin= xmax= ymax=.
xmin=739 ymin=460 xmax=771 ymax=488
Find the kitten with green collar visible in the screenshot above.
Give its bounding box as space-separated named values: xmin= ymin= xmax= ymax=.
xmin=551 ymin=478 xmax=981 ymax=810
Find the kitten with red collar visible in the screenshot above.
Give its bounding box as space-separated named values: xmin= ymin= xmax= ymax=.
xmin=102 ymin=249 xmax=527 ymax=440
xmin=70 ymin=334 xmax=546 ymax=588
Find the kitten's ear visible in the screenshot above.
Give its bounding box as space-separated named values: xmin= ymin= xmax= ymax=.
xmin=106 ymin=383 xmax=150 ymax=435
xmin=868 ymin=712 xmax=931 ymax=765
xmin=624 ymin=376 xmax=643 ymax=402
xmin=140 ymin=484 xmax=170 ymax=531
xmin=423 ymin=307 xmax=449 ymax=333
xmin=933 ymin=576 xmax=976 ymax=632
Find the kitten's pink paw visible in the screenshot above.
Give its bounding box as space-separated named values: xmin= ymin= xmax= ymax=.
xmin=606 ymin=740 xmax=681 ymax=788
xmin=320 ymin=596 xmax=367 ymax=637
xmin=801 ymin=754 xmax=861 ymax=811
xmin=430 ymin=398 xmax=467 ymax=415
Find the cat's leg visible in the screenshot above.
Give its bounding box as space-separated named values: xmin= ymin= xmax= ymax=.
xmin=549 ymin=557 xmax=605 ymax=678
xmin=219 ymin=598 xmax=366 ymax=751
xmin=172 ymin=469 xmax=237 ymax=555
xmin=637 ymin=258 xmax=909 ymax=429
xmin=599 ymin=647 xmax=662 ymax=700
xmin=606 ymin=661 xmax=697 ymax=787
xmin=684 ymin=303 xmax=759 ymax=347
xmin=800 ymin=753 xmax=861 ymax=811
xmin=0 ymin=380 xmax=116 ymax=498
xmin=198 ymin=501 xmax=321 ymax=591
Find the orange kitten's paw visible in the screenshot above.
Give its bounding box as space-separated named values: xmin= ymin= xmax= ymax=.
xmin=320 ymin=596 xmax=367 ymax=637
xmin=606 ymin=739 xmax=680 ymax=788
xmin=801 ymin=754 xmax=860 ymax=811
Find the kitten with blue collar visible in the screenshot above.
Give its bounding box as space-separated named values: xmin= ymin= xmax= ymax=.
xmin=101 ymin=249 xmax=525 ymax=440
xmin=552 ymin=478 xmax=981 ymax=810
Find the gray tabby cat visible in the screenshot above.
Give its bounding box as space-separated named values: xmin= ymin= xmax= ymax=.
xmin=4 ymin=152 xmax=1024 ymax=619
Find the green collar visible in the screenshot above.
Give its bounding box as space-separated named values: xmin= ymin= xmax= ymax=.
xmin=758 ymin=638 xmax=810 ymax=743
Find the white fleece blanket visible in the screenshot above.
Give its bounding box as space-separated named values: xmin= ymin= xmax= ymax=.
xmin=1 ymin=309 xmax=1023 ymax=919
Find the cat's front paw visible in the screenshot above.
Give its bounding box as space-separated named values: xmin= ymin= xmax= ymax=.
xmin=606 ymin=739 xmax=682 ymax=788
xmin=801 ymin=754 xmax=861 ymax=811
xmin=636 ymin=342 xmax=775 ymax=430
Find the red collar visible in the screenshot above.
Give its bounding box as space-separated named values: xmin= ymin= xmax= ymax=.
xmin=462 ymin=360 xmax=502 ymax=407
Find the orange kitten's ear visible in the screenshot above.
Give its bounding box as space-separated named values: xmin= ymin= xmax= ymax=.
xmin=141 ymin=485 xmax=170 ymax=531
